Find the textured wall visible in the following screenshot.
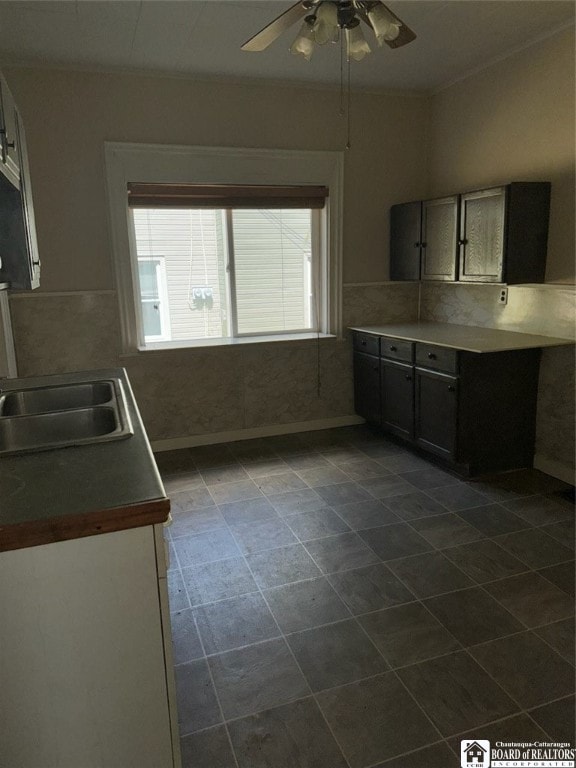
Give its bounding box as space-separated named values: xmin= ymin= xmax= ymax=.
xmin=9 ymin=284 xmax=419 ymax=442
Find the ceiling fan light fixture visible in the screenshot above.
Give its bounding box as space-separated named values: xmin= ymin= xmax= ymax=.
xmin=346 ymin=20 xmax=371 ymax=61
xmin=290 ymin=15 xmax=316 ymax=60
xmin=367 ymin=4 xmax=401 ymax=45
xmin=313 ymin=3 xmax=339 ymax=45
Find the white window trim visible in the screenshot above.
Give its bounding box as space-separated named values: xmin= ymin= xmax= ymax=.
xmin=104 ymin=142 xmax=343 ymax=353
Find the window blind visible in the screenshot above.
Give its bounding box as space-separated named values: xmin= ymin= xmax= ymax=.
xmin=127 ymin=183 xmax=328 ymax=209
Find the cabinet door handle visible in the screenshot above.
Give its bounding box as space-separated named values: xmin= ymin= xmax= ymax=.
xmin=361 ymin=340 xmax=366 ymax=346
xmin=421 ymin=242 xmax=427 ymax=248
xmin=413 ymin=242 xmax=420 ymax=248
xmin=448 ymin=385 xmax=455 ymax=392
xmin=428 ymin=353 xmax=437 ymax=360
xmin=389 ymin=346 xmax=397 ymax=352
xmin=373 ymin=366 xmax=379 ymax=372
xmin=405 ymin=375 xmax=412 ymax=381
xmin=458 ymin=238 xmax=468 ymax=246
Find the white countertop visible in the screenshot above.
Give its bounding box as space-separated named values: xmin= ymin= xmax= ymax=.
xmin=349 ymin=322 xmax=574 ymax=354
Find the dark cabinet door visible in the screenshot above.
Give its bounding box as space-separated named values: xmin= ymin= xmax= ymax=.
xmin=390 ymin=202 xmax=421 ymax=281
xmin=421 ymin=196 xmax=458 ymax=281
xmin=414 ymin=368 xmax=458 ymax=458
xmin=380 ymin=360 xmax=414 ymax=440
xmin=459 ymin=187 xmax=506 ymax=283
xmin=353 ymin=352 xmax=381 ymax=425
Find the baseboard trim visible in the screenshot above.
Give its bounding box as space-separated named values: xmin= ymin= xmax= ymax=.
xmin=533 ymin=454 xmax=575 ymax=485
xmin=151 ymin=415 xmax=365 ymax=452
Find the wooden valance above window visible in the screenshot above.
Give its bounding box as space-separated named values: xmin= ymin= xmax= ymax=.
xmin=126 ymin=183 xmax=329 ymax=209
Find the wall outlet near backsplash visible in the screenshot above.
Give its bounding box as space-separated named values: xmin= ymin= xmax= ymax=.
xmin=499 ymin=287 xmax=508 ymax=304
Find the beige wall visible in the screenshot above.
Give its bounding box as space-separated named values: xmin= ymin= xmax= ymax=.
xmin=3 ymin=30 xmax=575 ymax=471
xmin=5 ymin=68 xmax=429 ymax=290
xmin=428 ymin=27 xmax=575 ymax=283
xmin=3 ymin=68 xmax=426 ymax=442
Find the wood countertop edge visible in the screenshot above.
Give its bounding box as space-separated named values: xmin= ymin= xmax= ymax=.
xmin=0 ymin=497 xmax=171 ymax=553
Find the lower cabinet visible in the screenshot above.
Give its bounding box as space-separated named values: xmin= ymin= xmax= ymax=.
xmin=414 ymin=368 xmax=457 ymax=459
xmin=380 ymin=359 xmax=414 ymax=440
xmin=352 ymin=331 xmax=541 ymax=476
xmin=0 ymin=525 xmax=180 ymax=768
xmin=353 ymin=351 xmax=381 ymax=425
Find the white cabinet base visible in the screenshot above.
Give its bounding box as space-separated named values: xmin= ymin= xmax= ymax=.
xmin=0 ymin=526 xmax=179 ymax=768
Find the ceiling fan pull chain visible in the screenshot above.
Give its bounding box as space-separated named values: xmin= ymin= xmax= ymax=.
xmin=339 ymin=28 xmax=345 ymax=116
xmin=346 ymin=51 xmax=352 ymax=150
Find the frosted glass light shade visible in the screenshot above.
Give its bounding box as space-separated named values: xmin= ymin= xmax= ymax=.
xmin=367 ymin=5 xmax=401 ymax=45
xmin=313 ymin=3 xmax=339 ymax=45
xmin=346 ymin=24 xmax=371 ymax=61
xmin=290 ymin=18 xmax=316 ymax=60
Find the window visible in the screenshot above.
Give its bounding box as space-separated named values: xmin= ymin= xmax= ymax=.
xmin=105 ymin=144 xmax=343 ymax=351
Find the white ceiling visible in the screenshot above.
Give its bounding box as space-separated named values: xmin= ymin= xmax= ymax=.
xmin=0 ymin=1 xmax=573 ymax=92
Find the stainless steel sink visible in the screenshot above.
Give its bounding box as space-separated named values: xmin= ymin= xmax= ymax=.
xmin=0 ymin=381 xmax=114 ymax=416
xmin=0 ymin=378 xmax=133 ymax=456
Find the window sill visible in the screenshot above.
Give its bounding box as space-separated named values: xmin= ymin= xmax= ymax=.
xmin=119 ymin=332 xmax=338 ymax=357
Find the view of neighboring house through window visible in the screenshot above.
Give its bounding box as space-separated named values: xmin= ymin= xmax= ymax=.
xmin=131 ymin=205 xmax=316 ymax=345
xmin=136 ymin=256 xmax=171 ymax=341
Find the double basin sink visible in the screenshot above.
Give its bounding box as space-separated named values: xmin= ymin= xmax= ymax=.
xmin=0 ymin=378 xmax=133 ymax=456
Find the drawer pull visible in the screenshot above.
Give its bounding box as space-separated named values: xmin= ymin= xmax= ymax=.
xmin=390 ymin=345 xmax=397 ymax=352
xmin=428 ymin=353 xmax=437 ymax=360
xmin=448 ymin=385 xmax=455 ymax=392
xmin=405 ymin=375 xmax=412 ymax=381
xmin=373 ymin=366 xmax=379 ymax=372
xmin=361 ymin=340 xmax=367 ymax=346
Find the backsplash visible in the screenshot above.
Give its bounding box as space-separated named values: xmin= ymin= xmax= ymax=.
xmin=8 ymin=284 xmax=420 ymax=444
xmin=420 ymin=283 xmax=575 ymax=339
xmin=342 ymin=283 xmax=419 ymax=328
xmin=7 ymin=282 xmax=573 ymax=479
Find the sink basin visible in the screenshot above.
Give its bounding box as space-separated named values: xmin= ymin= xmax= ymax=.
xmin=0 ymin=378 xmax=133 ymax=456
xmin=0 ymin=381 xmax=113 ymax=416
xmin=0 ymin=407 xmax=122 ymax=455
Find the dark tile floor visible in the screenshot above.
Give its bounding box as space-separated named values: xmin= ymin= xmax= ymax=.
xmin=157 ymin=426 xmax=576 ymax=768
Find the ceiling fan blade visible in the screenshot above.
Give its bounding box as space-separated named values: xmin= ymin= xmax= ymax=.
xmin=241 ymin=2 xmax=309 ymax=52
xmin=385 ymin=21 xmax=417 ymax=49
xmin=358 ymin=2 xmax=417 ymax=49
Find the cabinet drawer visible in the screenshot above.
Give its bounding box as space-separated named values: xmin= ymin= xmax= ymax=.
xmin=415 ymin=344 xmax=458 ymax=374
xmin=380 ymin=337 xmax=414 ymax=363
xmin=353 ymin=332 xmax=380 ymax=357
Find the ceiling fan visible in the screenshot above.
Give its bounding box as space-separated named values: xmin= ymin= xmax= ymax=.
xmin=241 ymin=1 xmax=416 ymax=61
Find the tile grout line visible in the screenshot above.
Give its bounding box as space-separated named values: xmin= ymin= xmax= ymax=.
xmin=286 ymin=533 xmax=467 ymax=763
xmin=230 ymin=527 xmax=356 ymax=768
xmin=460 ymin=646 xmax=559 ymax=744
xmin=161 ymin=438 xmax=574 ymax=759
xmin=172 ymin=520 xmax=574 ymax=640
xmin=173 ymin=523 xmax=573 ymax=654
xmin=180 ymin=588 xmax=242 ymax=768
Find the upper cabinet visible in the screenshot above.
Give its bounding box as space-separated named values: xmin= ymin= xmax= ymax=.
xmin=389 ymin=201 xmax=421 ymax=281
xmin=421 ymin=196 xmax=458 ymax=282
xmin=0 ymin=77 xmax=20 ymax=186
xmin=390 ymin=182 xmax=550 ymax=285
xmin=0 ymin=73 xmax=40 ymax=290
